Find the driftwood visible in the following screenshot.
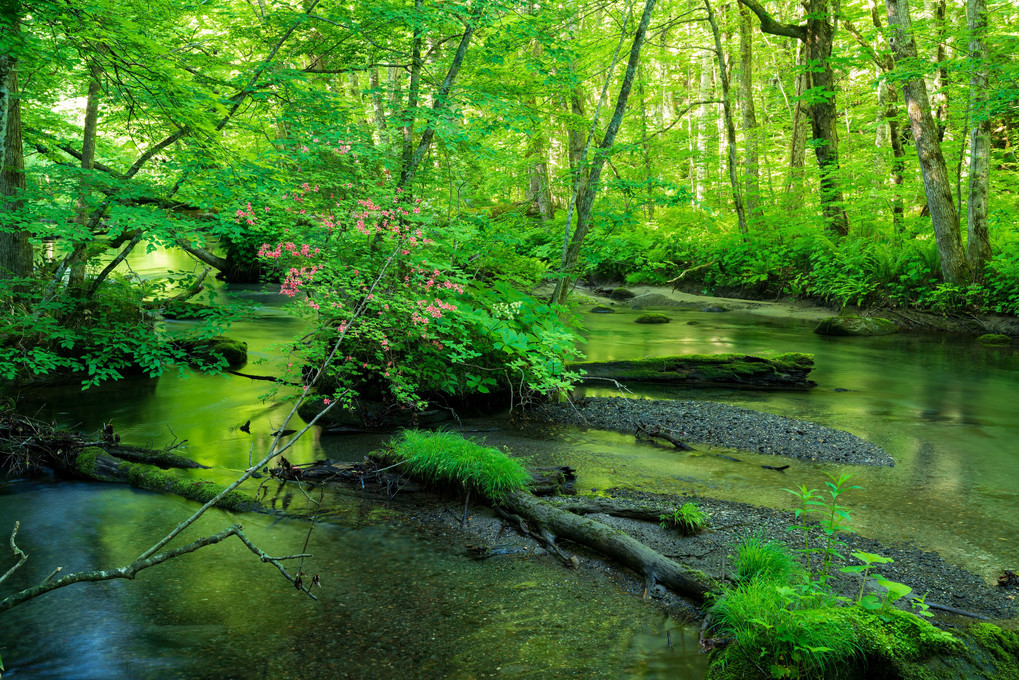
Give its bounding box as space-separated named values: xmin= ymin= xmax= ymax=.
xmin=636 ymin=423 xmax=693 ymax=450
xmin=501 ymin=490 xmax=710 ymax=602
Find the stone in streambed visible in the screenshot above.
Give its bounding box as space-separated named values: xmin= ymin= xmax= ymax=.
xmin=977 ymin=333 xmax=1012 ymax=345
xmin=814 ymin=315 xmax=898 ymax=337
xmin=635 ymin=313 xmax=671 ymax=324
xmin=590 ymin=305 xmax=615 ymax=314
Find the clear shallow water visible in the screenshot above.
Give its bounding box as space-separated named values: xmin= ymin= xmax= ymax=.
xmin=3 ymin=277 xmax=1019 ymax=678
xmin=573 ymin=307 xmax=1019 ymax=579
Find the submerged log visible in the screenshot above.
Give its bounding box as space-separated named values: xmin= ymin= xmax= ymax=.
xmin=501 ymin=490 xmax=711 ymax=602
xmin=569 ymin=352 xmax=815 ymax=389
xmin=70 ymin=447 xmax=260 ymax=511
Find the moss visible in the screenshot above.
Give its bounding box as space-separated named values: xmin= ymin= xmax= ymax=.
xmin=74 ymin=446 xmax=104 ymax=476
xmin=609 ymin=287 xmax=636 ymax=301
xmin=115 ymin=459 xmax=256 ymax=511
xmin=978 ymin=334 xmax=1013 ymax=345
xmin=569 ymin=352 xmax=814 ymax=387
xmin=589 ymin=305 xmax=615 ymax=313
xmin=814 ymin=315 xmax=899 ymax=337
xmin=635 ymin=312 xmax=671 ymax=324
xmin=175 ymin=335 xmax=248 ymax=367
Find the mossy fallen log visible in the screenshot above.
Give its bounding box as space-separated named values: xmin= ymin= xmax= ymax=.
xmin=72 ymin=447 xmax=259 ymax=511
xmin=569 ymin=352 xmax=815 ymax=389
xmin=501 ymin=490 xmax=711 ymax=601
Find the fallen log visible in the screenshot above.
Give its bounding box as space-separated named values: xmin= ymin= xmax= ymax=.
xmin=501 ymin=490 xmax=711 ymax=602
xmin=71 ymin=447 xmax=260 ymax=512
xmin=569 ymin=353 xmax=815 ymax=389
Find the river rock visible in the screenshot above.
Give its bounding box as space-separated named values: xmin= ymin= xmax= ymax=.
xmin=590 ymin=305 xmax=615 ymax=313
xmin=977 ymin=333 xmax=1012 ymax=345
xmin=609 ymin=287 xmax=636 ymax=301
xmin=701 ymin=304 xmax=727 ymax=313
xmin=175 ymin=335 xmax=248 ymax=366
xmin=635 ymin=313 xmax=671 ymax=324
xmin=814 ymin=315 xmax=898 ymax=337
xmin=629 ymin=293 xmax=684 ymax=307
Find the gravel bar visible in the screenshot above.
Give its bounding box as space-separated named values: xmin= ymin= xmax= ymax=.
xmin=534 ymin=396 xmax=894 ymax=467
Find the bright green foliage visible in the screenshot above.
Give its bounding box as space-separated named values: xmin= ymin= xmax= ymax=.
xmin=786 ymin=473 xmax=861 ymax=586
xmin=732 ymin=535 xmax=803 ymax=585
xmin=385 ymin=429 xmax=531 ymax=501
xmin=658 ymin=502 xmax=708 ymax=534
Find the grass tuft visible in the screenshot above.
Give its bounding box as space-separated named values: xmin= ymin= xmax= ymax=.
xmin=386 ymin=430 xmax=531 ymax=501
xmin=732 ymin=534 xmax=802 ymax=584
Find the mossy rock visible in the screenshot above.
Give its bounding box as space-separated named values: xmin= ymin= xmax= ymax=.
xmin=701 ymin=304 xmax=728 ymax=313
xmin=635 ymin=313 xmax=671 ymax=324
xmin=609 ymin=287 xmax=636 ymax=301
xmin=569 ymin=352 xmax=815 ymax=388
xmin=175 ymin=335 xmax=248 ymax=367
xmin=814 ymin=315 xmax=899 ymax=337
xmin=977 ymin=333 xmax=1012 ymax=346
xmin=590 ymin=305 xmax=615 ymax=314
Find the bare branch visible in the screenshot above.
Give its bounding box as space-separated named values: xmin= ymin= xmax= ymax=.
xmin=85 ymin=232 xmax=144 ymax=299
xmin=0 ymin=522 xmax=27 ymax=586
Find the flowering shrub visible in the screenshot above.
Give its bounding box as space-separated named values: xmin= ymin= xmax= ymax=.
xmin=243 ymin=146 xmax=581 ymax=413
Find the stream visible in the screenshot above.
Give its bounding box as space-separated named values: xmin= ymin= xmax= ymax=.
xmin=2 ymin=252 xmax=1018 ymax=678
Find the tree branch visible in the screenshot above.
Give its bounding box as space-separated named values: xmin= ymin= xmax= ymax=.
xmin=736 ymin=0 xmax=806 ymax=40
xmin=0 ymin=524 xmax=316 ymax=613
xmin=0 ymin=522 xmax=27 ymax=586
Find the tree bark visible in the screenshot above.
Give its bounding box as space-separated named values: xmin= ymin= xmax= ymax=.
xmin=694 ymin=49 xmax=713 ymax=204
xmin=738 ymin=4 xmax=762 ymax=223
xmin=784 ymin=42 xmax=808 ymax=197
xmin=885 ymin=0 xmax=970 ymax=284
xmin=554 ymin=0 xmax=658 ymax=304
xmin=705 ymin=0 xmax=748 ymax=234
xmin=0 ymin=2 xmax=32 ymax=281
xmin=966 ymin=0 xmax=992 ymax=278
xmin=68 ymin=60 xmax=104 ymax=290
xmin=368 ymin=67 xmax=388 ymax=145
xmin=740 ymin=0 xmax=849 ymax=235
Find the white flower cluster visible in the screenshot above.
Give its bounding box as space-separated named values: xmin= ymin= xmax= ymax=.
xmin=491 ymin=300 xmax=524 ymax=319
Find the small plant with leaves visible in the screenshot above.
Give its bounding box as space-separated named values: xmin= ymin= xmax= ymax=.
xmin=840 ymin=550 xmax=894 ymax=603
xmin=659 ymin=502 xmax=708 ymax=534
xmin=786 ymin=472 xmax=861 ymax=585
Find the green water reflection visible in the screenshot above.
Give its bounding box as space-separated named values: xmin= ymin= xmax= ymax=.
xmin=0 ymin=483 xmax=703 ymax=679
xmin=573 ymin=307 xmax=1019 ymax=580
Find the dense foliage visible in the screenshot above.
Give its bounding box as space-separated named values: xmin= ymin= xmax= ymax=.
xmin=0 ymin=0 xmax=1017 ymax=393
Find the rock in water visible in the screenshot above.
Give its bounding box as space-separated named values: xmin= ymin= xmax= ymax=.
xmin=814 ymin=315 xmax=898 ymax=337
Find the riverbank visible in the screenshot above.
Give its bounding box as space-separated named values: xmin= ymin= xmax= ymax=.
xmin=570 ymin=283 xmax=1019 ymax=337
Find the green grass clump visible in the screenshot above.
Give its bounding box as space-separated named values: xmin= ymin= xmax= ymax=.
xmin=659 ymin=502 xmax=709 ymax=534
xmin=387 ymin=430 xmax=531 ymax=501
xmin=732 ymin=535 xmax=802 ymax=585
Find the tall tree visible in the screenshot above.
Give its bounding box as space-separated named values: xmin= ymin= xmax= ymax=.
xmin=738 ymin=3 xmax=762 ymax=224
xmin=966 ymin=0 xmax=992 ymax=277
xmin=553 ymin=0 xmax=658 ymax=304
xmin=885 ymin=0 xmax=970 ymax=284
xmin=738 ymin=0 xmax=850 ymax=235
xmin=0 ymin=0 xmax=31 ymax=281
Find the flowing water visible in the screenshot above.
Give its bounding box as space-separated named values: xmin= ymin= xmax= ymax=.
xmin=2 ymin=257 xmax=1019 ymax=678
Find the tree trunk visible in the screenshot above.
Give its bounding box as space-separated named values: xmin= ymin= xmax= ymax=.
xmin=554 ymin=0 xmax=658 ymax=304
xmin=931 ymin=0 xmax=949 ymax=142
xmin=69 ymin=60 xmax=104 ymax=290
xmin=785 ymin=42 xmax=808 ymax=197
xmin=804 ymin=0 xmax=849 ymax=235
xmin=885 ymin=0 xmax=970 ymax=284
xmin=368 ymin=67 xmax=388 ymax=146
xmin=694 ymin=49 xmax=713 ymax=203
xmin=0 ymin=4 xmax=31 ymax=282
xmin=966 ymin=0 xmax=992 ymax=278
xmin=705 ymin=0 xmax=748 ymax=234
xmin=738 ymin=4 xmax=762 ymax=224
